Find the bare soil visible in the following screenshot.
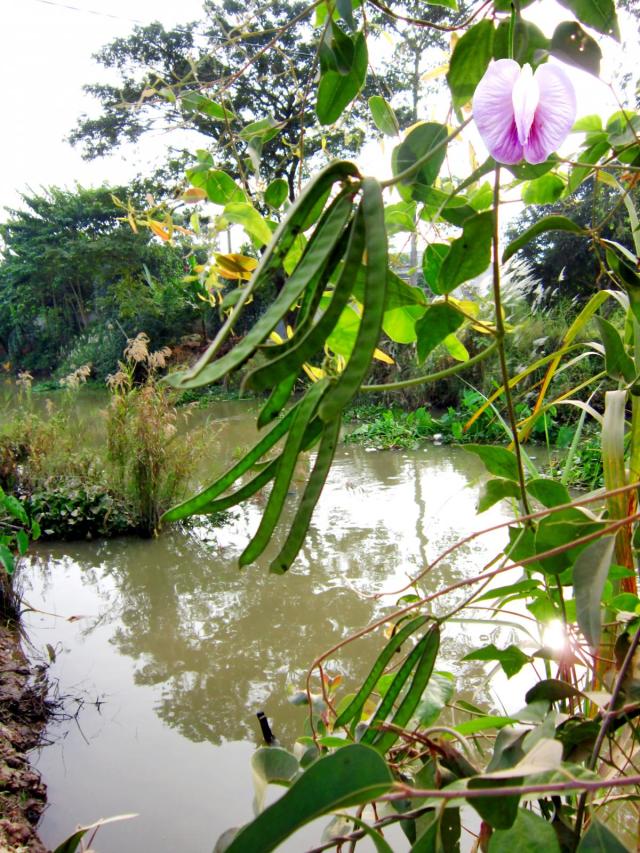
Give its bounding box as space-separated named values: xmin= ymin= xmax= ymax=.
xmin=0 ymin=623 xmax=49 ymax=852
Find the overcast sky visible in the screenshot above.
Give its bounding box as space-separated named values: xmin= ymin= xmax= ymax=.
xmin=0 ymin=0 xmax=205 ymax=216
xmin=0 ymin=0 xmax=635 ymax=221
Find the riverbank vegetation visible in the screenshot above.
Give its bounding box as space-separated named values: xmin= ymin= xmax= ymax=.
xmin=3 ymin=0 xmax=640 ymax=847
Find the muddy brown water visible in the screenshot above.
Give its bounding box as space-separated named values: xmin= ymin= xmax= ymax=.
xmin=18 ymin=398 xmax=535 ymax=852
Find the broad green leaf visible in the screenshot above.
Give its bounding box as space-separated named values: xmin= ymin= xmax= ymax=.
xmin=455 ymin=716 xmax=517 ymax=735
xmin=414 ymin=671 xmax=455 ymax=726
xmin=199 ymin=170 xmax=246 ymax=205
xmin=422 ymin=243 xmax=449 ymax=291
xmin=225 ymin=745 xmax=393 ymax=853
xmin=369 ymin=96 xmax=399 ymax=136
xmin=477 ymin=478 xmax=521 ymax=512
xmin=576 ymin=820 xmax=630 ymax=852
xmin=447 ymin=20 xmax=495 ymax=108
xmin=384 ymin=201 xmax=416 ymax=234
xmin=15 ymin=529 xmax=29 ymax=556
xmin=551 ymin=21 xmax=602 ymax=75
xmin=525 ymin=479 xmax=571 ymax=508
xmin=180 ymin=92 xmax=234 ymax=120
xmin=443 ymin=333 xmax=469 ymax=361
xmin=494 ymin=19 xmax=549 ymax=66
xmin=525 ymin=679 xmax=581 ymax=705
xmin=2 ymin=494 xmax=28 ymax=525
xmin=415 ymin=303 xmax=463 ymax=363
xmin=382 ymin=305 xmax=425 ymax=344
xmin=0 ymin=544 xmax=14 ymax=575
xmin=574 ymin=535 xmax=616 ymax=650
xmin=573 ymin=115 xmax=603 ymax=132
xmin=264 ymin=179 xmax=289 ymax=209
xmin=251 ymin=747 xmax=300 ymax=813
xmin=327 ymin=304 xmax=361 ymax=357
xmin=239 ymin=117 xmax=282 ymax=142
xmin=522 ymin=175 xmax=565 ymax=205
xmin=436 ymin=212 xmax=493 ymax=294
xmin=336 ymin=0 xmax=356 ymax=29
xmin=503 ymin=216 xmax=586 ymax=262
xmin=223 ymin=203 xmax=273 ymax=247
xmin=465 ymin=445 xmax=519 ymax=481
xmin=566 ymin=141 xmax=610 ymax=195
xmin=488 ymin=808 xmax=561 ymax=853
xmin=467 ymin=776 xmax=521 ymax=829
xmin=507 ymin=156 xmax=558 ymax=181
xmin=317 ymin=32 xmax=367 ymax=124
xmin=595 ymin=316 xmax=636 ymax=382
xmin=393 ymin=123 xmax=449 ymax=201
xmin=534 ymin=507 xmax=603 ymax=574
xmin=463 ymin=644 xmax=531 ymax=678
xmin=557 ymin=0 xmax=619 ymax=39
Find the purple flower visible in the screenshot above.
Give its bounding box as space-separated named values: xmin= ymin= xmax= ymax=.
xmin=472 ymin=59 xmax=576 ymax=165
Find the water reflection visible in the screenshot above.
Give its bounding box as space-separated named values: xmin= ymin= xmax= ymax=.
xmin=24 ymin=429 xmax=516 ymax=851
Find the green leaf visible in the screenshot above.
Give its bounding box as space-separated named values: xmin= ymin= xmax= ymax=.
xmin=239 ymin=117 xmax=282 ymax=142
xmin=2 ymin=494 xmax=28 ymax=525
xmin=465 ymin=445 xmax=519 ymax=481
xmin=551 ymin=21 xmax=602 ymax=75
xmin=264 ymin=179 xmax=289 ymax=209
xmin=522 ymin=175 xmax=565 ymax=205
xmin=382 ymin=305 xmax=425 ymax=344
xmin=525 ymin=679 xmax=581 ymax=705
xmin=436 ymin=212 xmax=493 ymax=295
xmin=317 ymin=32 xmax=367 ymax=124
xmin=475 ymin=580 xmax=541 ymax=602
xmin=180 ymin=92 xmax=234 ymax=120
xmin=225 ymin=745 xmax=393 ymax=853
xmin=251 ymin=748 xmax=300 ymax=813
xmin=535 ymin=508 xmax=603 ymax=574
xmin=415 ymin=303 xmax=464 ymax=363
xmin=447 ymin=20 xmax=495 ymax=108
xmin=525 ymin=479 xmax=571 ymax=508
xmin=384 ymin=201 xmax=416 ymax=235
xmin=494 ymin=19 xmax=549 ymax=66
xmin=567 ymin=141 xmax=610 ymax=194
xmin=467 ymin=776 xmax=521 ymax=829
xmin=478 ymin=478 xmax=522 ymax=512
xmin=336 ymin=0 xmax=356 ymax=29
xmin=573 ymin=115 xmax=603 ymax=132
xmin=463 ymin=644 xmax=531 ymax=678
xmin=223 ymin=203 xmax=273 ymax=247
xmin=200 ymin=170 xmax=246 ymax=205
xmin=577 ymin=820 xmax=630 ymax=852
xmin=488 ymin=808 xmax=561 ymax=853
xmin=574 ymin=535 xmax=616 ymax=650
xmin=369 ymin=96 xmax=400 ymax=136
xmin=455 ymin=716 xmax=517 ymax=735
xmin=15 ymin=529 xmax=29 ymax=556
xmin=393 ymin=123 xmax=449 ymax=201
xmin=415 ymin=671 xmax=455 ymax=726
xmin=422 ymin=244 xmax=449 ymax=291
xmin=595 ymin=316 xmax=636 ymax=382
xmin=557 ymin=0 xmax=619 ymax=39
xmin=0 ymin=543 xmax=14 ymax=576
xmin=343 ymin=814 xmax=394 ymax=853
xmin=503 ymin=216 xmax=586 ymax=262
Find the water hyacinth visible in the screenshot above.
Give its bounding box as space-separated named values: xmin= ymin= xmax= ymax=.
xmin=473 ymin=59 xmax=576 ymax=165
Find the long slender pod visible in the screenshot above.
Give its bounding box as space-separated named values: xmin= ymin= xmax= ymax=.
xmin=318 ymin=178 xmax=388 ymax=423
xmin=169 ymin=186 xmax=358 ymax=390
xmin=245 ymin=208 xmax=366 ymax=393
xmin=257 ymin=373 xmax=298 ymax=429
xmin=360 ymin=624 xmax=439 ymax=747
xmin=161 ymin=402 xmax=302 ymax=522
xmin=239 ymin=379 xmax=329 ymax=567
xmin=269 ymin=416 xmax=342 ymax=574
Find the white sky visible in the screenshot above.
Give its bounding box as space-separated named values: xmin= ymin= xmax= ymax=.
xmin=0 ymin=0 xmax=636 ymax=220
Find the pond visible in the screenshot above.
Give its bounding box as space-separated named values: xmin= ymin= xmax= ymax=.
xmin=20 ymin=399 xmax=532 ymax=852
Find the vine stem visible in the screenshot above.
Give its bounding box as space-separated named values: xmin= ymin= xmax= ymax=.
xmin=574 ymin=623 xmax=640 ymax=836
xmin=492 ymin=166 xmax=531 ymax=516
xmin=361 ymin=340 xmax=497 ymax=391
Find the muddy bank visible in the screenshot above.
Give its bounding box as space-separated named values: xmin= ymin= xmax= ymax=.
xmin=0 ymin=623 xmax=48 ymax=852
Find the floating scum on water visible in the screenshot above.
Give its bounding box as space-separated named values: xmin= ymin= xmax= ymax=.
xmin=473 ymin=59 xmax=577 ymax=164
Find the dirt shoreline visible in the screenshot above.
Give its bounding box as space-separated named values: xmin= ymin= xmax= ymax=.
xmin=0 ymin=622 xmax=49 ymax=852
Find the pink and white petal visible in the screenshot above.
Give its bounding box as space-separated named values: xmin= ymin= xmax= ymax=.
xmin=473 ymin=59 xmax=523 ymax=165
xmin=524 ymin=63 xmax=576 ymax=164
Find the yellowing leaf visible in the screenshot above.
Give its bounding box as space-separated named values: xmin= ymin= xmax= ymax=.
xmin=421 ymin=63 xmax=448 ymax=81
xmin=303 ymin=364 xmax=326 ymax=382
xmin=147 ymin=220 xmax=171 ymax=241
xmin=181 ymin=187 xmax=207 ymax=203
xmin=214 ymin=252 xmax=259 ymax=280
xmin=373 ymin=347 xmax=394 ymax=364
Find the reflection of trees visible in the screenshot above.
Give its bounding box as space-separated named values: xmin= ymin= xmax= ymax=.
xmin=32 ymin=443 xmax=508 ymax=748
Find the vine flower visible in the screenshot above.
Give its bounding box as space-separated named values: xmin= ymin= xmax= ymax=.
xmin=472 ymin=59 xmax=576 ymax=165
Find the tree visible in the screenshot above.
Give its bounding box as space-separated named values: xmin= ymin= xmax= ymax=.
xmin=0 ymin=184 xmax=190 ymax=374
xmin=505 ymin=177 xmax=638 ymax=305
